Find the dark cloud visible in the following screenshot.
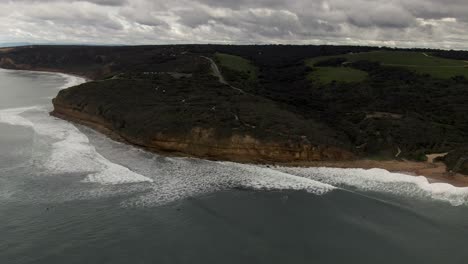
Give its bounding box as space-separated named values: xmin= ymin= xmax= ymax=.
xmin=0 ymin=0 xmax=467 ymax=49
xmin=346 ymin=4 xmax=416 ymax=28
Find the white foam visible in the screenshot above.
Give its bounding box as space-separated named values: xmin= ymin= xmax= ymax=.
xmin=41 ymin=116 xmax=153 ymax=184
xmin=0 ymin=106 xmax=39 ymax=127
xmin=274 ymin=167 xmax=468 ymax=206
xmin=84 ymin=163 xmax=154 ymax=185
xmin=0 ymin=107 xmax=153 ymax=185
xmin=220 ymin=162 xmax=335 ymax=195
xmin=56 ymin=73 xmax=87 ymax=90
xmin=99 ymin=153 xmax=335 ymax=207
xmin=0 ymin=68 xmax=87 ymax=90
xmin=0 ymin=71 xmax=151 ymax=187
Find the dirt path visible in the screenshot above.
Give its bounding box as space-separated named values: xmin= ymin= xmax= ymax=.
xmin=201 ymin=56 xmax=227 ymax=84
xmin=426 ymin=153 xmax=448 ymax=163
xmin=200 ymin=56 xmax=247 ymax=94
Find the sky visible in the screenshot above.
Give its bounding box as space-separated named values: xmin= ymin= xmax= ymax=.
xmin=1 ymin=0 xmax=467 ymax=49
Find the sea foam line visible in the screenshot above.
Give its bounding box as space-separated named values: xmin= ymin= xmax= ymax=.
xmin=274 ymin=166 xmax=468 ymax=206
xmin=219 ymin=161 xmax=336 ymax=195
xmin=0 ymin=105 xmax=152 ymax=186
xmin=0 ymin=106 xmax=39 ymax=127
xmin=56 ymin=73 xmax=87 ymax=90
xmin=0 ymin=68 xmax=87 ymax=90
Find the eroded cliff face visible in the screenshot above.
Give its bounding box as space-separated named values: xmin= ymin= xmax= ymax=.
xmin=0 ymin=57 xmax=27 ymax=70
xmin=146 ymin=128 xmax=354 ymax=163
xmin=52 ymin=99 xmax=354 ymax=163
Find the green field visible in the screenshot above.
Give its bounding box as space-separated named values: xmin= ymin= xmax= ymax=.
xmin=215 ymin=52 xmax=257 ymax=80
xmin=306 ymin=51 xmax=468 ymax=82
xmin=309 ymin=67 xmax=368 ymax=84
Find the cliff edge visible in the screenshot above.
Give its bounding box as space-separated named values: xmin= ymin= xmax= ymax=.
xmin=51 ymin=75 xmax=354 ymax=163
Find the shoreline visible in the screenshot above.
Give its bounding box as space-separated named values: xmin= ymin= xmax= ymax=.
xmin=52 ymin=104 xmax=468 ymax=188
xmin=3 ymin=66 xmax=467 ymax=188
xmin=0 ymin=66 xmax=92 ymax=82
xmin=283 ymin=159 xmax=468 ymax=187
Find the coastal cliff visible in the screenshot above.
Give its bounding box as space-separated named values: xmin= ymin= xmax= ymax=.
xmin=2 ymin=45 xmax=468 ymax=174
xmin=50 ymin=75 xmax=354 ymax=163
xmin=52 ymin=102 xmax=352 ymax=163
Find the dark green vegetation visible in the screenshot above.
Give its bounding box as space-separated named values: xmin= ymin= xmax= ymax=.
xmin=307 ymin=51 xmax=468 ymax=81
xmin=307 ymin=57 xmax=368 ymax=84
xmin=56 ymin=72 xmax=344 ymax=146
xmin=215 ymin=52 xmax=257 ymax=80
xmin=214 ymin=52 xmax=258 ymax=91
xmin=308 ymin=66 xmax=368 ymax=85
xmin=1 ymin=45 xmax=468 ymax=172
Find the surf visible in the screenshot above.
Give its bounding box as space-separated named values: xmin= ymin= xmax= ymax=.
xmin=274 ymin=166 xmax=468 ymax=206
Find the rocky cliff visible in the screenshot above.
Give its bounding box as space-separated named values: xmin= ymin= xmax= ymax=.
xmin=52 ymin=101 xmax=352 ymax=163
xmin=50 ymin=74 xmax=354 ymax=163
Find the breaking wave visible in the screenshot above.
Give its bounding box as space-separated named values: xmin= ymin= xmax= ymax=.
xmin=274 ymin=167 xmax=468 ymax=206
xmin=0 ymin=106 xmax=37 ymax=127
xmin=0 ymin=107 xmax=153 ymax=184
xmin=56 ymin=73 xmax=87 ymax=90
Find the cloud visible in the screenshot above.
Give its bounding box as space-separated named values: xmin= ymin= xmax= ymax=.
xmin=0 ymin=0 xmax=467 ymax=49
xmin=10 ymin=0 xmax=129 ymax=6
xmin=346 ymin=3 xmax=416 ymax=28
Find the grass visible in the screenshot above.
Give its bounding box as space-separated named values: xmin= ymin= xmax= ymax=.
xmin=309 ymin=67 xmax=368 ymax=84
xmin=307 ymin=51 xmax=468 ymax=80
xmin=215 ymin=52 xmax=257 ymax=80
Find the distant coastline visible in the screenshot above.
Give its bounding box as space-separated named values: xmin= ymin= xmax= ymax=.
xmin=0 ymin=66 xmax=91 ymax=83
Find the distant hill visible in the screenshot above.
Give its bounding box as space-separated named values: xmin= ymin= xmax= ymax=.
xmin=0 ymin=42 xmax=125 ymax=48
xmin=0 ymin=42 xmax=31 ymax=48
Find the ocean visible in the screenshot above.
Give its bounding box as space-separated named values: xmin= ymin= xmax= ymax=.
xmin=1 ymin=68 xmax=468 ymax=263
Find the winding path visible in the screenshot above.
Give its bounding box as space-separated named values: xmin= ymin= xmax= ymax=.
xmin=200 ymin=56 xmax=247 ymax=94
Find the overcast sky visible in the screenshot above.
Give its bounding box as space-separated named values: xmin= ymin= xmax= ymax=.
xmin=1 ymin=0 xmax=467 ymax=49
